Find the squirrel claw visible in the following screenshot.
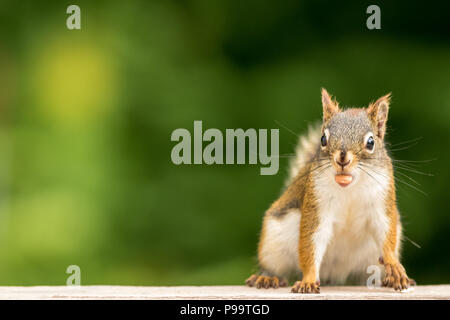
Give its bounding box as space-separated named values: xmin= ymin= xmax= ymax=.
xmin=245 ymin=274 xmax=287 ymax=289
xmin=291 ymin=280 xmax=320 ymax=294
xmin=382 ymin=262 xmax=412 ymax=291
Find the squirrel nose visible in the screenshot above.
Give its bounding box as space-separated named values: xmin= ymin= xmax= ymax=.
xmin=336 ymin=151 xmax=350 ymax=168
xmin=339 ymin=150 xmax=346 ymax=162
xmin=336 ymin=159 xmax=350 ymax=168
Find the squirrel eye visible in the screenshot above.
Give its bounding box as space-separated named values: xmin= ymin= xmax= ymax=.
xmin=366 ymin=136 xmax=374 ymax=150
xmin=321 ymin=134 xmax=327 ymax=147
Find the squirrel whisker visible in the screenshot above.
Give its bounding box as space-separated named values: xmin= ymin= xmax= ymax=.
xmin=388 ymin=136 xmax=423 ymax=147
xmin=360 ymin=162 xmax=428 ymax=196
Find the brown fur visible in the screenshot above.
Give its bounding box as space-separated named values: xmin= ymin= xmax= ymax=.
xmin=249 ymin=88 xmax=412 ymax=293
xmin=295 ymin=172 xmax=319 ymax=291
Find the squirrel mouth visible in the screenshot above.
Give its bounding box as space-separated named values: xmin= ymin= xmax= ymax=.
xmin=335 ymin=174 xmax=353 ymax=187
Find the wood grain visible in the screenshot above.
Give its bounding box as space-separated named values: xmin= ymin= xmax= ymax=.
xmin=0 ymin=285 xmax=448 ymax=300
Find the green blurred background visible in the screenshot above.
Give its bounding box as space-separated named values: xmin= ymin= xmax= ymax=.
xmin=0 ymin=0 xmax=449 ymax=285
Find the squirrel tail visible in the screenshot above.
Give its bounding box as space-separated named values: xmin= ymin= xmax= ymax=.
xmin=284 ymin=122 xmax=321 ymax=187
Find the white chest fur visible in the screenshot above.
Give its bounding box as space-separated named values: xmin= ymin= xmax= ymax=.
xmin=312 ymin=166 xmax=390 ymax=284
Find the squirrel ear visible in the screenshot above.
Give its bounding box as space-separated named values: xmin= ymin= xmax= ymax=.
xmin=321 ymin=88 xmax=340 ymax=122
xmin=367 ymin=93 xmax=391 ymax=139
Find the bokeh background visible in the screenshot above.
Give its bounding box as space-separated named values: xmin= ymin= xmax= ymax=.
xmin=0 ymin=0 xmax=449 ymax=285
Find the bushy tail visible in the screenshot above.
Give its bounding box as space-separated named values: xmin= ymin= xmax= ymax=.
xmin=285 ymin=122 xmax=321 ymax=187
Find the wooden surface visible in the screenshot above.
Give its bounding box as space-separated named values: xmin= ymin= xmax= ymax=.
xmin=0 ymin=285 xmax=448 ymax=299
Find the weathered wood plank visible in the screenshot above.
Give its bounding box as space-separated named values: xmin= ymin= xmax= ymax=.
xmin=0 ymin=285 xmax=448 ymax=300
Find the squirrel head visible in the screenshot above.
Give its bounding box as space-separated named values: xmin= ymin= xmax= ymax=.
xmin=319 ymin=88 xmax=391 ymax=187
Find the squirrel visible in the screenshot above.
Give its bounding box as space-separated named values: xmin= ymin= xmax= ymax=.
xmin=246 ymin=88 xmax=415 ymax=293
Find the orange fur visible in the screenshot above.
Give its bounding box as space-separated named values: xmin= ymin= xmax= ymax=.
xmin=297 ymin=174 xmax=319 ymax=283
xmin=249 ymin=89 xmax=413 ymax=293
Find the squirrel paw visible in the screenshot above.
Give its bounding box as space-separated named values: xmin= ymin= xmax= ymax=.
xmin=291 ymin=280 xmax=320 ymax=294
xmin=245 ymin=274 xmax=287 ymax=289
xmin=382 ymin=263 xmax=414 ymax=291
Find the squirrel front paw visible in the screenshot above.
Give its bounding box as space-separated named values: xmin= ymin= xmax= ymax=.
xmin=291 ymin=280 xmax=320 ymax=294
xmin=246 ymin=274 xmax=287 ymax=289
xmin=382 ymin=262 xmax=415 ymax=291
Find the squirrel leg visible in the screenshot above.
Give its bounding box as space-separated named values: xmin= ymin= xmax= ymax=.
xmin=249 ymin=188 xmax=302 ymax=290
xmin=380 ymin=207 xmax=413 ymax=291
xmin=291 ymin=194 xmax=333 ymax=294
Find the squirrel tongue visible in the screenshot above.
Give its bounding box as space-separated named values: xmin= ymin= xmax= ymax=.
xmin=335 ymin=174 xmax=353 ymax=187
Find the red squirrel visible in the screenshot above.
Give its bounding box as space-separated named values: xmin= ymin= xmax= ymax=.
xmin=246 ymin=89 xmax=414 ymax=293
